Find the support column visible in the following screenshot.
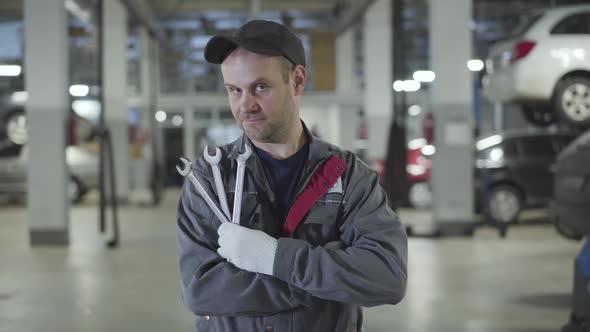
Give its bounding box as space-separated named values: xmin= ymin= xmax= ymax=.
xmin=183 ymin=108 xmax=195 ymax=159
xmin=24 ymin=0 xmax=69 ymax=245
xmin=336 ymin=27 xmax=356 ymax=93
xmin=129 ymin=27 xmax=154 ymax=202
xmin=430 ymin=0 xmax=474 ymax=232
xmin=363 ymin=0 xmax=392 ymax=161
xmin=493 ymin=102 xmax=504 ymax=132
xmin=102 ymin=0 xmax=129 ymax=202
xmin=332 ymin=23 xmax=359 ymax=150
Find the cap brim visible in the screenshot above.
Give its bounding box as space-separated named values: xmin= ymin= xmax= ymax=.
xmin=205 ymin=35 xmax=284 ymax=64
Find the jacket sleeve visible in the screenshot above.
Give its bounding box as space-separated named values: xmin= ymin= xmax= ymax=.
xmin=272 ymin=167 xmax=408 ymax=307
xmin=176 ymin=161 xmax=313 ymax=316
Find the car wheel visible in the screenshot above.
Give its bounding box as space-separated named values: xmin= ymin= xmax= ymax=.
xmin=554 ymin=221 xmax=583 ymax=241
xmin=408 ymin=181 xmax=432 ymax=209
xmin=520 ymin=104 xmax=557 ymax=127
xmin=554 ymin=76 xmax=590 ymax=128
xmin=5 ymin=111 xmax=28 ymax=145
xmin=68 ymin=176 xmax=85 ymax=203
xmin=486 ymin=185 xmax=522 ymax=224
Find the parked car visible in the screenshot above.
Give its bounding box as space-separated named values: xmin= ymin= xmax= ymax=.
xmin=372 ymin=138 xmax=433 ymax=209
xmin=475 ymin=130 xmax=576 ymax=224
xmin=0 ymin=105 xmax=27 ymax=158
xmin=482 ymin=4 xmax=590 ymax=128
xmin=0 ymin=143 xmax=99 ymax=203
xmin=406 ymin=139 xmax=433 ymax=209
xmin=551 ymin=130 xmax=590 ymax=240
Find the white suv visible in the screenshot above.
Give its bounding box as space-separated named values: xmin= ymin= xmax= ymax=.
xmin=482 ymin=5 xmax=590 ymax=128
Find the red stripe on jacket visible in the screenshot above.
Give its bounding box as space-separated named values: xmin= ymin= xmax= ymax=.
xmin=282 ymin=155 xmax=347 ymax=237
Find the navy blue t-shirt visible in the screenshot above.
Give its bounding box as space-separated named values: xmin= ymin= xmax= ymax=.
xmin=254 ymin=143 xmax=310 ymax=217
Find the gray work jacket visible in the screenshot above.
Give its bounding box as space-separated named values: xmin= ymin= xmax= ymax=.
xmin=176 ymin=130 xmax=407 ymax=332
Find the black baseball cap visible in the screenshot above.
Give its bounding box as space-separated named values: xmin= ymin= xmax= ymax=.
xmin=204 ymin=20 xmax=306 ymax=67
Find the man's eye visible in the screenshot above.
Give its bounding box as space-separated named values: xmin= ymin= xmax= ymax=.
xmin=228 ymin=87 xmax=240 ymax=94
xmin=255 ymin=84 xmax=267 ymax=92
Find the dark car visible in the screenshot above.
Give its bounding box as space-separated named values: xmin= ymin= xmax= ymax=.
xmin=475 ymin=130 xmax=576 ymax=224
xmin=551 ymin=130 xmax=590 ymax=240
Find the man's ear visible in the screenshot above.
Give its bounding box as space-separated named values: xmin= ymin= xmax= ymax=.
xmin=293 ymin=65 xmax=307 ymax=96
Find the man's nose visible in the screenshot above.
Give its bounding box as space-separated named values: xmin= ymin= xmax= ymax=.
xmin=239 ymin=93 xmax=257 ymax=112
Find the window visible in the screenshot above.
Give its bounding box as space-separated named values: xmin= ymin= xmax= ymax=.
xmin=510 ymin=12 xmax=544 ymax=38
xmin=551 ymin=12 xmax=590 ymax=35
xmin=519 ymin=136 xmax=555 ymax=157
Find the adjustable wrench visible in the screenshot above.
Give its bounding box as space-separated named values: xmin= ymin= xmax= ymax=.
xmin=177 ymin=158 xmax=230 ymax=224
xmin=203 ymin=146 xmax=231 ymax=221
xmin=232 ymin=145 xmax=252 ymax=225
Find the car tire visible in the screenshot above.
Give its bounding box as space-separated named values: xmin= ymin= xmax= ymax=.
xmin=69 ymin=176 xmax=86 ymax=203
xmin=408 ymin=181 xmax=432 ymax=209
xmin=486 ymin=184 xmax=522 ymax=224
xmin=554 ymin=76 xmax=590 ymax=128
xmin=520 ymin=104 xmax=558 ymax=127
xmin=554 ymin=221 xmax=583 ymax=241
xmin=4 ymin=110 xmax=28 ymax=145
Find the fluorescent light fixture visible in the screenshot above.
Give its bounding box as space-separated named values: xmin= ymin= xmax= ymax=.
xmin=0 ymin=65 xmax=21 ymax=76
xmin=408 ymin=138 xmax=427 ymax=150
xmin=155 ymin=110 xmax=167 ymax=122
xmin=172 ymin=115 xmax=184 ymax=127
xmin=406 ymin=164 xmax=426 ymax=176
xmin=421 ymin=145 xmax=436 ymax=156
xmin=64 ymin=0 xmax=91 ymax=23
xmin=69 ymin=84 xmax=89 ymax=97
xmin=408 ymin=104 xmax=422 ymax=117
xmin=393 ymin=80 xmax=421 ymax=92
xmin=467 ymin=59 xmax=484 ymax=72
xmin=403 ymin=80 xmax=421 ymax=92
xmin=476 ymin=134 xmax=502 ymax=150
xmin=11 ymin=91 xmax=28 ymax=105
xmin=412 ymin=70 xmax=435 ymax=82
xmin=393 ymin=80 xmax=404 ymax=92
xmin=72 ymin=100 xmax=101 ymax=121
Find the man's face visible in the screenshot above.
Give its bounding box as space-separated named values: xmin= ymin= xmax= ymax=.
xmin=221 ymin=48 xmax=296 ymax=143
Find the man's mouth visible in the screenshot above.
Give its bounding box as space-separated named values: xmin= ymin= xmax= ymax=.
xmin=243 ymin=117 xmax=264 ymax=123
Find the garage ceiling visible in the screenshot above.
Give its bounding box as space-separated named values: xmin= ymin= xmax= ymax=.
xmin=146 ymin=0 xmax=339 ymax=14
xmin=0 ymin=0 xmax=340 ymax=19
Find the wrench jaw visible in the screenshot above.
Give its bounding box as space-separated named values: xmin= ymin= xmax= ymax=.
xmin=203 ymin=146 xmax=232 ymax=221
xmin=231 ymin=144 xmax=253 ymax=225
xmin=177 ymin=142 xmax=252 ymax=225
xmin=203 ymin=146 xmax=222 ymax=164
xmin=176 ymin=157 xmax=192 ymax=176
xmin=176 ymin=157 xmax=230 ymax=224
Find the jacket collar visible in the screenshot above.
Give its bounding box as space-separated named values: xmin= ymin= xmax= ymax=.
xmin=227 ymin=120 xmax=332 ymax=163
xmin=227 ymin=120 xmax=333 ymax=203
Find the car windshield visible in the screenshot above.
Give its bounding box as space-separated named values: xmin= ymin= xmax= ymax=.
xmin=508 ymin=12 xmax=544 ymax=38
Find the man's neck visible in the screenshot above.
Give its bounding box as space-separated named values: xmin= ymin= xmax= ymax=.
xmin=251 ymin=120 xmax=307 ymax=160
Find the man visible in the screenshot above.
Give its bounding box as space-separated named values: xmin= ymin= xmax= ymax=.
xmin=176 ymin=20 xmax=407 ymax=332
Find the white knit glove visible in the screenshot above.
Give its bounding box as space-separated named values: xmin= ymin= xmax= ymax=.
xmin=217 ymin=222 xmax=278 ymax=275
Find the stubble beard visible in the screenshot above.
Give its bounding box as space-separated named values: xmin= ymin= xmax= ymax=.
xmin=243 ymin=94 xmax=294 ymax=143
xmin=243 ymin=113 xmax=289 ymax=143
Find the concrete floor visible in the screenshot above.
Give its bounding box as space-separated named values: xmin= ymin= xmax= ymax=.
xmin=0 ymin=189 xmax=582 ymax=332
